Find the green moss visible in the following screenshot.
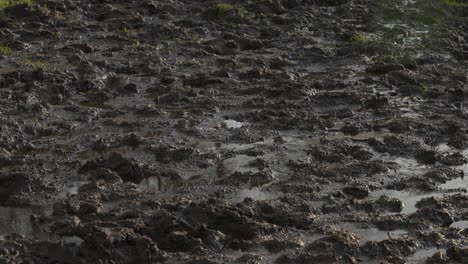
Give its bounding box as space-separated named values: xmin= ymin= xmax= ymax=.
xmin=443 ymin=0 xmax=468 ymax=7
xmin=121 ymin=25 xmax=136 ymax=37
xmin=120 ymin=25 xmax=142 ymax=47
xmin=237 ymin=6 xmax=247 ymax=17
xmin=356 ymin=0 xmax=467 ymax=64
xmin=378 ymin=54 xmax=401 ymax=63
xmin=132 ymin=38 xmax=141 ymax=46
xmin=0 ymin=66 xmax=16 ymax=74
xmin=414 ymin=13 xmax=440 ymax=25
xmin=12 ymin=59 xmax=70 ymax=72
xmin=351 ymin=33 xmax=373 ymax=45
xmin=17 ymin=59 xmax=51 ymax=70
xmin=173 ymin=120 xmax=187 ymax=129
xmin=0 ymin=45 xmax=10 ymax=55
xmin=191 ymin=33 xmax=203 ymax=44
xmin=165 ymin=109 xmax=186 ymax=118
xmin=215 ymin=3 xmax=234 ymax=15
xmin=273 ymin=136 xmax=286 ymax=144
xmin=0 ymin=0 xmax=32 ymax=8
xmin=208 ymin=3 xmax=247 ymax=19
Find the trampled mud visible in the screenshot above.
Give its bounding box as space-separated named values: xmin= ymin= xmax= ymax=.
xmin=1 ymin=0 xmax=468 ymax=263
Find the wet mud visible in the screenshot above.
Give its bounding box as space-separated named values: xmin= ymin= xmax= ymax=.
xmin=1 ymin=0 xmax=468 ymax=263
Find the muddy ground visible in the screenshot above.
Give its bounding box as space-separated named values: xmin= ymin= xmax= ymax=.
xmin=1 ymin=0 xmax=468 ymax=263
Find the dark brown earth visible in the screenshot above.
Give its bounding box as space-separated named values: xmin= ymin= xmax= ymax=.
xmin=1 ymin=0 xmax=468 ymax=263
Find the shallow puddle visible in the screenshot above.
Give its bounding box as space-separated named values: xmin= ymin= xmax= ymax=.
xmin=192 ymin=154 xmax=260 ymax=180
xmin=450 ymin=220 xmax=468 ymax=229
xmin=370 ymin=156 xmax=466 ymax=215
xmin=225 ymin=231 xmax=323 ymax=262
xmin=371 ymin=189 xmax=447 ymax=215
xmin=173 ymin=119 xmax=196 ymax=129
xmin=342 ymin=223 xmax=407 ymax=242
xmin=223 ymin=155 xmax=259 ymax=174
xmin=439 ymin=177 xmax=468 ymax=190
xmin=267 ymin=130 xmax=391 ymax=145
xmin=164 ymin=109 xmax=188 ymax=119
xmin=226 ymin=249 xmax=284 ymax=263
xmin=233 ymin=187 xmax=279 ymax=203
xmin=220 ymin=119 xmax=244 ymax=129
xmin=0 ymin=206 xmax=79 ymax=244
xmin=0 ymin=206 xmax=49 ymax=240
xmin=198 ymin=130 xmax=391 ymax=154
xmin=62 ymin=180 xmax=90 ymax=197
xmin=407 ymin=247 xmax=445 ymax=264
xmin=348 ymin=130 xmax=391 ymax=141
xmin=436 ymin=145 xmax=468 ymax=191
xmin=139 ymin=175 xmax=184 ymax=191
xmin=140 ymin=152 xmax=261 ymax=191
xmin=392 ymin=156 xmax=428 ymax=177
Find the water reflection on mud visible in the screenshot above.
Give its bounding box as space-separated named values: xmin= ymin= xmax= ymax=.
xmin=0 ymin=206 xmax=49 ymax=240
xmin=0 ymin=206 xmax=81 ymax=244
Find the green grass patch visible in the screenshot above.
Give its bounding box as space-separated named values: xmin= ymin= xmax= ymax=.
xmin=0 ymin=66 xmax=16 ymax=74
xmin=443 ymin=0 xmax=468 ymax=8
xmin=206 ymin=3 xmax=248 ymax=19
xmin=120 ymin=25 xmax=143 ymax=47
xmin=215 ymin=3 xmax=234 ymax=15
xmin=17 ymin=59 xmax=50 ymax=70
xmin=357 ymin=0 xmax=467 ymax=64
xmin=273 ymin=136 xmax=286 ymax=144
xmin=237 ymin=6 xmax=247 ymax=17
xmin=0 ymin=45 xmax=10 ymax=55
xmin=351 ymin=33 xmax=373 ymax=45
xmin=0 ymin=0 xmax=32 ymax=8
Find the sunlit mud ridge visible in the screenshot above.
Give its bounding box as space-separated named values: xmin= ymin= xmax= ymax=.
xmin=0 ymin=0 xmax=468 ymax=263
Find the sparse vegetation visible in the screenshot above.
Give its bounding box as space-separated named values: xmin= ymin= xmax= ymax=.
xmin=1 ymin=0 xmax=468 ymax=262
xmin=351 ymin=33 xmax=373 ymax=46
xmin=273 ymin=136 xmax=286 ymax=144
xmin=0 ymin=45 xmax=11 ymax=55
xmin=378 ymin=54 xmax=403 ymax=63
xmin=443 ymin=0 xmax=468 ymax=8
xmin=191 ymin=33 xmax=203 ymax=44
xmin=215 ymin=3 xmax=234 ymax=16
xmin=17 ymin=59 xmax=50 ymax=70
xmin=207 ymin=3 xmax=248 ymax=19
xmin=120 ymin=25 xmax=142 ymax=47
xmin=121 ymin=25 xmax=137 ymax=38
xmin=0 ymin=0 xmax=32 ymax=8
xmin=237 ymin=6 xmax=247 ymax=17
xmin=354 ymin=0 xmax=467 ymax=64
